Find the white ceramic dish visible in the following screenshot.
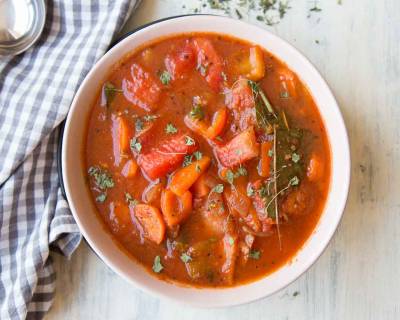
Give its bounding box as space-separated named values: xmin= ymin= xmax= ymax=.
xmin=62 ymin=15 xmax=350 ymax=307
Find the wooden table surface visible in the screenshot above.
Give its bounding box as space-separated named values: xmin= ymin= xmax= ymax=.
xmin=46 ymin=1 xmax=400 ymax=319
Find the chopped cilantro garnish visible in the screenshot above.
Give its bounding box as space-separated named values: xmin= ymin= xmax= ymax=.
xmin=143 ymin=114 xmax=159 ymax=122
xmin=228 ymin=236 xmax=235 ymax=246
xmin=289 ymin=176 xmax=300 ymax=186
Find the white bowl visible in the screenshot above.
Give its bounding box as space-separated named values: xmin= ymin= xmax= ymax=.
xmin=62 ymin=15 xmax=350 ymax=307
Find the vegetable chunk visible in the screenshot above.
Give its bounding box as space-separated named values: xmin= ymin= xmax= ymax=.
xmin=215 ymin=127 xmax=259 ymax=167
xmin=169 ymin=156 xmax=211 ymax=196
xmin=137 ymin=134 xmax=197 ymax=180
xmin=193 ymin=38 xmax=224 ymax=92
xmin=165 ymin=42 xmax=196 ymax=79
xmin=122 ymin=63 xmax=162 ymax=111
xmin=161 ymin=189 xmax=192 ymax=227
xmin=111 ymin=115 xmax=132 ymax=166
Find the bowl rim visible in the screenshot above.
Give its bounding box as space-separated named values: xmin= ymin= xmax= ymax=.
xmin=61 ymin=14 xmax=351 ymax=307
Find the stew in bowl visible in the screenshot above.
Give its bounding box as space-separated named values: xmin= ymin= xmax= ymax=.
xmin=62 ymin=15 xmax=349 ymax=306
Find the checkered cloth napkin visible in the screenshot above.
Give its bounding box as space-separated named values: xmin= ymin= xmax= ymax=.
xmin=0 ymin=1 xmax=139 ymax=318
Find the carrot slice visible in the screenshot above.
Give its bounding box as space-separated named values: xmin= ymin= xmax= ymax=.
xmin=121 ymin=159 xmax=138 ymax=178
xmin=169 ymin=156 xmax=211 ymax=197
xmin=192 ymin=173 xmax=210 ymax=198
xmin=134 ymin=204 xmax=166 ymax=244
xmin=206 ymin=107 xmax=227 ymax=139
xmin=259 ymin=141 xmax=273 ymax=177
xmin=184 ymin=107 xmax=227 ymax=140
xmin=161 ymin=189 xmax=192 ymax=227
xmin=111 ymin=115 xmax=132 ymax=166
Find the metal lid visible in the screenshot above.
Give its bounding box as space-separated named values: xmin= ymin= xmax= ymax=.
xmin=0 ymin=0 xmax=46 ymax=56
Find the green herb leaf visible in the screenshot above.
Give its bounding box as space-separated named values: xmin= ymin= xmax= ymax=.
xmin=96 ymin=193 xmax=107 ymax=203
xmin=247 ymin=185 xmax=255 ymax=197
xmin=130 ymin=138 xmax=142 ymax=153
xmin=182 ymin=155 xmax=193 ymax=167
xmin=291 ymin=153 xmax=300 ymax=163
xmin=189 ymin=104 xmax=205 ymax=120
xmin=268 ymin=149 xmax=274 ymax=157
xmin=249 ymin=250 xmax=261 ymax=260
xmin=88 ymin=166 xmax=114 ymax=190
xmin=135 ymin=118 xmax=144 ymax=132
xmin=159 ymin=70 xmax=172 ymax=85
xmin=184 ymin=136 xmax=195 ymax=146
xmin=103 ymin=82 xmax=123 ymax=107
xmin=143 ymin=114 xmax=159 ymax=122
xmin=212 ymin=184 xmax=224 ymax=194
xmin=193 ymin=151 xmax=203 ymax=161
xmin=180 ymin=253 xmax=192 ymax=263
xmin=125 ymin=192 xmax=139 ymax=207
xmin=236 ymin=166 xmax=247 ymax=177
xmin=152 ymin=256 xmax=163 ymax=273
xmin=225 ymin=170 xmax=235 ymax=184
xmin=165 ymin=123 xmax=178 ymax=134
xmin=289 ymin=176 xmax=300 ymax=186
xmin=280 ymin=91 xmax=290 ymax=99
xmin=228 ymin=236 xmax=235 ymax=246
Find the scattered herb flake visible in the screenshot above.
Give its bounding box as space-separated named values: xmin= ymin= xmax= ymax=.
xmin=180 ymin=253 xmax=192 ymax=263
xmin=189 ymin=104 xmax=205 ymax=120
xmin=125 ymin=192 xmax=139 ymax=207
xmin=159 ymin=70 xmax=172 ymax=85
xmin=143 ymin=114 xmax=159 ymax=122
xmin=237 ymin=166 xmax=247 ymax=177
xmin=247 ymin=185 xmax=255 ymax=197
xmin=212 ymin=184 xmax=224 ymax=194
xmin=96 ymin=193 xmax=107 ymax=203
xmin=193 ymin=151 xmax=203 ymax=161
xmin=293 ymin=291 xmax=300 ymax=297
xmin=291 ymin=153 xmax=300 ymax=163
xmin=228 ymin=236 xmax=235 ymax=246
xmin=249 ymin=250 xmax=261 ymax=260
xmin=130 ymin=138 xmax=142 ymax=153
xmin=103 ymin=82 xmax=122 ymax=107
xmin=225 ymin=170 xmax=235 ymax=184
xmin=289 ymin=176 xmax=300 ymax=186
xmin=135 ymin=118 xmax=144 ymax=132
xmin=165 ymin=123 xmax=178 ymax=134
xmin=88 ymin=166 xmax=114 ymax=190
xmin=182 ymin=155 xmax=193 ymax=167
xmin=184 ymin=136 xmax=195 ymax=146
xmin=152 ymin=256 xmax=163 ymax=273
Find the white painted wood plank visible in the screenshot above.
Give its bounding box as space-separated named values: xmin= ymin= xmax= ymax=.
xmin=46 ymin=0 xmax=400 ymax=319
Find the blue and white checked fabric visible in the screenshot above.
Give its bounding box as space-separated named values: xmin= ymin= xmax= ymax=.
xmin=0 ymin=1 xmax=139 ymax=318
